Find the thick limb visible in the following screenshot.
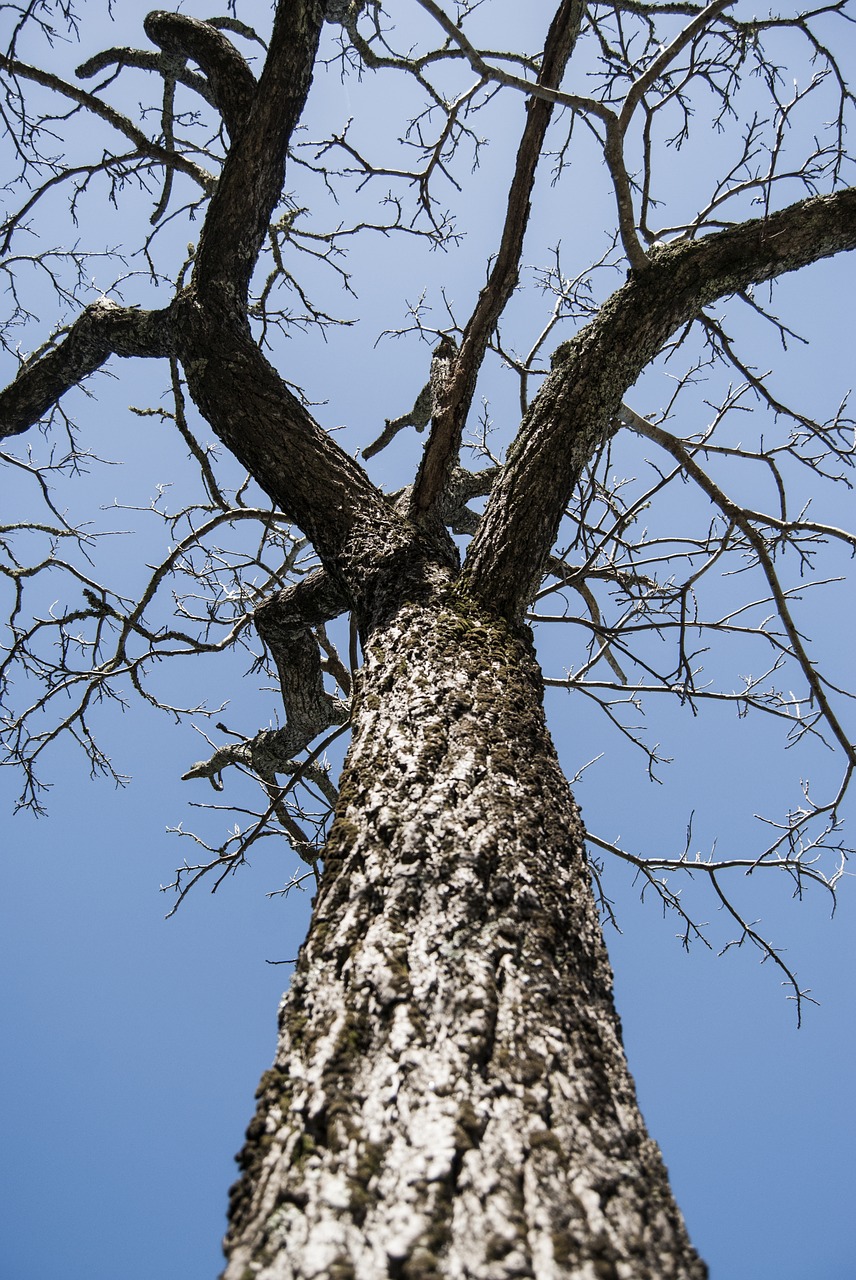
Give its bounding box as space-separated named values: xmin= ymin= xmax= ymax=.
xmin=463 ymin=189 xmax=856 ymax=618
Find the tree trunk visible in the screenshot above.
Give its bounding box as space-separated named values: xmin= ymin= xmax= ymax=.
xmin=223 ymin=594 xmax=707 ymax=1280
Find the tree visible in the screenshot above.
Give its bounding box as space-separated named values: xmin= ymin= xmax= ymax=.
xmin=2 ymin=1 xmax=854 ymax=1276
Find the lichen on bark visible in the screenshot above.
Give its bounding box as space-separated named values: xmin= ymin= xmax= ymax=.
xmin=223 ymin=594 xmax=706 ymax=1280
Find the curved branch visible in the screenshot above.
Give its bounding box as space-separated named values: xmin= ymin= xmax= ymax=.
xmin=462 ymin=186 xmax=856 ymax=618
xmin=0 ymin=56 xmax=215 ymax=195
xmin=254 ymin=598 xmax=350 ymax=740
xmin=617 ymin=0 xmax=735 ymax=135
xmin=0 ymin=300 xmax=174 ymax=438
xmin=603 ymin=118 xmax=648 ymax=270
xmin=142 ymin=11 xmax=257 ymax=140
xmin=76 ymin=48 xmax=215 ymax=109
xmin=257 ymin=568 xmax=349 ymax=632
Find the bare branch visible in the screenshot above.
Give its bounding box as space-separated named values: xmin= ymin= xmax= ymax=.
xmin=0 ymin=299 xmax=173 ymax=438
xmin=410 ymin=0 xmax=586 ymax=513
xmin=463 ymin=188 xmax=856 ymax=618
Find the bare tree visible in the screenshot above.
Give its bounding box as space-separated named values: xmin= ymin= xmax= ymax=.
xmin=2 ymin=1 xmax=855 ymax=1275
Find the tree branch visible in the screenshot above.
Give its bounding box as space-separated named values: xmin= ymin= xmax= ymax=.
xmin=0 ymin=55 xmax=215 ymax=199
xmin=462 ymin=187 xmax=856 ymax=618
xmin=171 ymin=302 xmax=446 ymax=612
xmin=75 ymin=48 xmax=216 ymax=110
xmin=192 ymin=0 xmax=326 ymax=306
xmin=142 ymin=11 xmax=257 ymax=141
xmin=409 ymin=0 xmax=585 ymax=514
xmin=632 ymin=416 xmax=856 ymax=769
xmin=0 ymin=300 xmax=174 ymax=438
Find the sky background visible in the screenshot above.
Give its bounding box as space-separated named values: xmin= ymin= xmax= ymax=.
xmin=2 ymin=4 xmax=855 ymax=1279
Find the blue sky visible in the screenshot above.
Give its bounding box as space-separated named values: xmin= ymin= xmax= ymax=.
xmin=2 ymin=4 xmax=855 ymax=1278
xmin=3 ymin=727 xmax=855 ymax=1280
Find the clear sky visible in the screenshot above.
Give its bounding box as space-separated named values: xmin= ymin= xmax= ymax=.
xmin=1 ymin=5 xmax=855 ymax=1279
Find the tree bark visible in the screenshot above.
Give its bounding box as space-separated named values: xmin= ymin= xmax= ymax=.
xmin=3 ymin=6 xmax=855 ymax=1277
xmin=223 ymin=591 xmax=706 ymax=1280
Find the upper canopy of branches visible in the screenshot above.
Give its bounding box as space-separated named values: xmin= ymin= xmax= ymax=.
xmin=1 ymin=0 xmax=854 ymax=1010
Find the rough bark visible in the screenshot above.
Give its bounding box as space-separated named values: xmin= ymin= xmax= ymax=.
xmin=223 ymin=591 xmax=706 ymax=1280
xmin=172 ymin=298 xmax=459 ymax=618
xmin=191 ymin=0 xmax=326 ymax=308
xmin=142 ymin=11 xmax=257 ymax=140
xmin=4 ymin=7 xmax=856 ymax=1277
